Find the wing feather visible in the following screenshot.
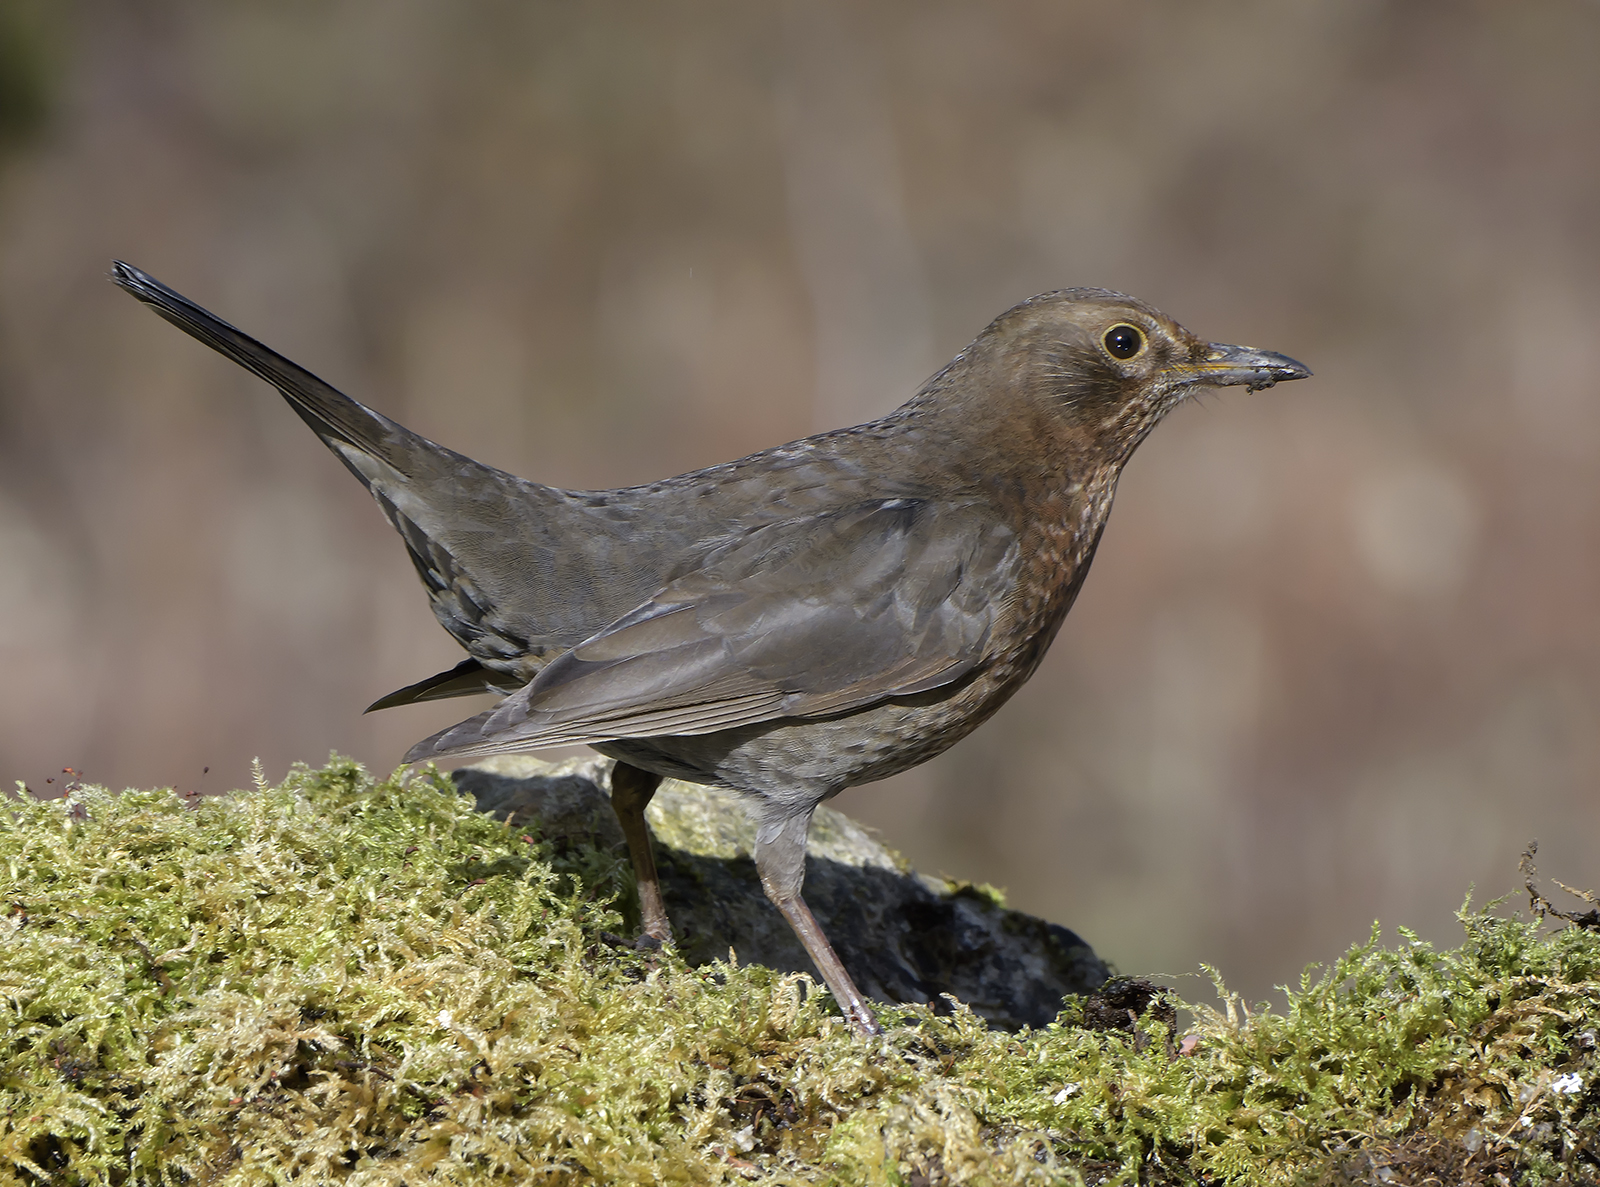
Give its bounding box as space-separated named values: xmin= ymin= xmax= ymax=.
xmin=407 ymin=498 xmax=1018 ymax=761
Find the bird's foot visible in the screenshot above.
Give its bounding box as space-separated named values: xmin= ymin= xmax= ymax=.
xmin=773 ymin=893 xmax=881 ymax=1036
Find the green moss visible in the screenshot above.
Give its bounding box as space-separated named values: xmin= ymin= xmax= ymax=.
xmin=2 ymin=759 xmax=1597 ymax=1184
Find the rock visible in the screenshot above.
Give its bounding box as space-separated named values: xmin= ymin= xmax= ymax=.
xmin=451 ymin=755 xmax=1110 ymax=1031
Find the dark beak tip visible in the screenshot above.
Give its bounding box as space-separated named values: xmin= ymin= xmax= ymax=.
xmin=1253 ymin=357 xmax=1312 ymax=391
xmin=1274 ymin=355 xmax=1313 ymax=381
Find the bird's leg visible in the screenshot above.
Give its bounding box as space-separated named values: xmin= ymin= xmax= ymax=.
xmin=609 ymin=762 xmax=671 ymax=944
xmin=754 ymin=811 xmax=882 ymax=1036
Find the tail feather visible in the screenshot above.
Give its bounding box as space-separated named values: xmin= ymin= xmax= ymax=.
xmin=111 ymin=261 xmax=666 ymax=687
xmin=111 ymin=261 xmax=432 ymax=487
xmin=111 ymin=261 xmax=541 ymax=650
xmin=365 ymin=657 xmax=525 ymax=713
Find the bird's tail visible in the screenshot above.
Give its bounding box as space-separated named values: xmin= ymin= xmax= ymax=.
xmin=110 ymin=260 xmax=576 ymax=669
xmin=110 ymin=261 xmax=432 ymax=488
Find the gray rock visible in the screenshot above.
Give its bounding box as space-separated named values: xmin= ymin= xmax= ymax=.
xmin=452 ymin=755 xmax=1109 ymax=1031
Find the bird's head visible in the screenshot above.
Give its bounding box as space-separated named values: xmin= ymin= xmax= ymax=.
xmin=928 ymin=288 xmax=1310 ymax=465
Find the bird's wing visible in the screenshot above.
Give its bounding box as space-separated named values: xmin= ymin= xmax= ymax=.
xmin=406 ymin=498 xmax=1020 ymax=759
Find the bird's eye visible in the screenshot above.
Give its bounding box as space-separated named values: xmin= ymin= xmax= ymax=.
xmin=1103 ymin=324 xmax=1145 ymax=360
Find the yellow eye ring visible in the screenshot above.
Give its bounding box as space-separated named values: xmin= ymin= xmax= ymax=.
xmin=1103 ymin=324 xmax=1145 ymax=360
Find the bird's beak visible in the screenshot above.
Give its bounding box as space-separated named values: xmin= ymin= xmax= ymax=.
xmin=1175 ymin=343 xmax=1312 ymax=392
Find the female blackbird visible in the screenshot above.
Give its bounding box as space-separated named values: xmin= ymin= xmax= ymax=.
xmin=113 ymin=262 xmax=1308 ymax=1034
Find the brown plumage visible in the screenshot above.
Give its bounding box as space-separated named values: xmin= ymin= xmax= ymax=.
xmin=112 ymin=262 xmax=1309 ymax=1034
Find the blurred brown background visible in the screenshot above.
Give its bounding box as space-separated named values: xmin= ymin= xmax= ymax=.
xmin=2 ymin=0 xmax=1598 ymax=1004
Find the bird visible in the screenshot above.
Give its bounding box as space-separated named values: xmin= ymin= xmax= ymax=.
xmin=111 ymin=261 xmax=1309 ymax=1035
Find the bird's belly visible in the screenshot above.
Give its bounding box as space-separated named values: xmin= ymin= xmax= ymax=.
xmin=594 ymin=493 xmax=1105 ymax=815
xmin=594 ymin=671 xmax=1019 ymax=818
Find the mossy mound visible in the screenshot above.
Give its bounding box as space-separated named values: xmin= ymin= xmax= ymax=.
xmin=2 ymin=759 xmax=1597 ymax=1184
xmin=453 ymin=755 xmax=1109 ymax=1030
